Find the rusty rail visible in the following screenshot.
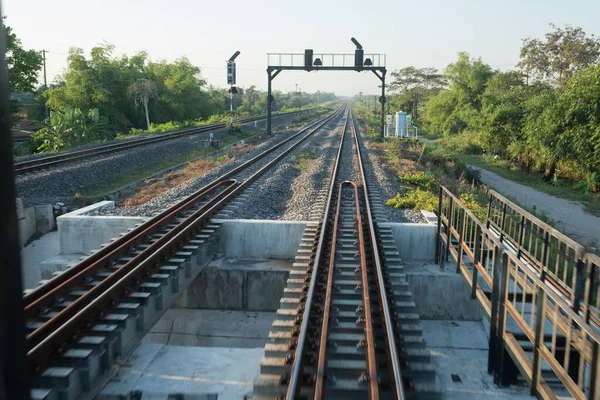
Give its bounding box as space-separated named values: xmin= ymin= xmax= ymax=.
xmin=286 ymin=109 xmax=349 ymax=399
xmin=26 ymin=108 xmax=343 ymax=371
xmin=313 ymin=181 xmax=380 ymax=399
xmin=351 ymin=114 xmax=406 ymax=399
xmin=287 ymin=108 xmax=406 ymax=399
xmin=436 ymin=185 xmax=600 ymax=398
xmin=24 ymin=110 xmax=337 ymax=309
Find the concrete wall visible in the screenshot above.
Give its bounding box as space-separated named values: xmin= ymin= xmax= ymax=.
xmin=182 ymin=260 xmax=291 ymax=311
xmin=57 ymin=201 xmax=147 ymax=254
xmin=384 ymin=222 xmax=436 ymax=262
xmin=17 ymin=198 xmax=55 ymax=246
xmin=405 ymin=262 xmax=482 ymax=320
xmin=214 ymin=219 xmax=306 ymax=260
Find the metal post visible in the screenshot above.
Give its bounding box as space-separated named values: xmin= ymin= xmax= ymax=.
xmin=0 ymin=3 xmax=31 ymax=395
xmin=435 ymin=186 xmax=443 ymax=264
xmin=381 ymin=70 xmax=386 ymax=138
xmin=229 ymin=90 xmax=233 ymax=132
xmin=488 ymin=247 xmax=506 ymax=376
xmin=531 ymin=274 xmax=546 ymax=396
xmin=267 ymin=69 xmax=272 ymax=135
xmin=471 ymin=224 xmax=482 ymax=299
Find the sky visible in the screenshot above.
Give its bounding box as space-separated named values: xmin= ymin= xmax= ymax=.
xmin=3 ymin=0 xmax=600 ymax=96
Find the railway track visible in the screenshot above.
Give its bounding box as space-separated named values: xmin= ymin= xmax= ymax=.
xmin=24 ymin=107 xmax=344 ymax=400
xmin=253 ymin=111 xmax=440 ymax=399
xmin=14 ymin=109 xmax=316 ymax=174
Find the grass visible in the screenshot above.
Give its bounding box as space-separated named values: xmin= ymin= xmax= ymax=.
xmin=460 ymin=154 xmax=600 ymax=216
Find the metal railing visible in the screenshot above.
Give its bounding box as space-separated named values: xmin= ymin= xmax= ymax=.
xmin=436 ymin=186 xmax=600 ymax=399
xmin=266 ymin=53 xmax=386 ymax=68
xmin=487 ymin=190 xmax=586 ymax=307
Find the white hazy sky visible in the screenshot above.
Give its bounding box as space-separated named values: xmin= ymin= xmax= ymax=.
xmin=4 ymin=0 xmax=600 ymax=96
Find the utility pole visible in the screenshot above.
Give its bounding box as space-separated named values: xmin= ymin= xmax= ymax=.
xmin=295 ymin=83 xmax=298 ymax=93
xmin=42 ymin=49 xmax=48 ymax=117
xmin=41 ymin=50 xmax=47 ymax=89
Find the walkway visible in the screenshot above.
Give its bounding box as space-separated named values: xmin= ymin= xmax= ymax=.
xmin=469 ymin=165 xmax=600 ymax=248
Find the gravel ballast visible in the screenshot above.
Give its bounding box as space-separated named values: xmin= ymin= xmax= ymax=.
xmin=91 ymin=110 xmax=426 ymax=224
xmin=15 ymin=114 xmax=301 ymax=208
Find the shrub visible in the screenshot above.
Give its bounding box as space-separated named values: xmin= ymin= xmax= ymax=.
xmin=400 ymin=171 xmax=437 ymax=190
xmin=386 ymin=189 xmax=438 ymax=211
xmin=459 ymin=193 xmax=488 ymax=221
xmin=33 ymin=108 xmax=113 ymax=152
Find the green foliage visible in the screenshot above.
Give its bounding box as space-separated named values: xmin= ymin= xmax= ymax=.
xmin=423 ymin=52 xmax=493 ymax=136
xmin=298 ymin=149 xmax=317 ymax=160
xmin=400 ymin=171 xmax=437 ymax=190
xmin=389 ymin=66 xmax=446 ymax=121
xmin=518 ymin=24 xmax=600 ymax=87
xmin=386 ymin=189 xmax=438 ymax=212
xmin=45 ymin=44 xmax=335 ymax=135
xmin=4 ymin=18 xmax=43 ymax=92
xmin=33 ymin=108 xmax=113 ymax=152
xmin=459 ymin=193 xmax=488 ymax=221
xmin=573 ymin=173 xmax=600 ymax=194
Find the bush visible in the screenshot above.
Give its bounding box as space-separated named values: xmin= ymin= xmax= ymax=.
xmin=33 ymin=108 xmax=114 ymax=152
xmin=400 ymin=171 xmax=437 ymax=190
xmin=386 ymin=189 xmax=438 ymax=211
xmin=460 ymin=193 xmax=488 ymax=221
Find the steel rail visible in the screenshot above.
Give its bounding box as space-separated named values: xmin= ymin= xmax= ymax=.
xmin=313 ymin=181 xmax=380 ymax=399
xmin=14 ymin=109 xmax=316 ymax=174
xmin=27 ymin=107 xmax=343 ymax=371
xmin=350 ymin=112 xmax=406 ymax=399
xmin=24 ymin=110 xmax=339 ymax=309
xmin=313 ymin=181 xmax=344 ymax=399
xmin=286 ymin=108 xmax=350 ymax=399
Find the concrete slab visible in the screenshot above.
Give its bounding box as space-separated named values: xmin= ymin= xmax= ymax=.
xmin=144 ymin=308 xmax=276 ymax=349
xmin=422 ymin=320 xmax=534 ymax=399
xmin=20 ymin=231 xmax=60 ymax=289
xmin=99 ymin=343 xmax=262 ymax=400
xmin=214 ymin=219 xmax=306 ymax=259
xmin=57 ymin=201 xmax=147 ymax=254
xmin=405 ymin=262 xmax=482 ymax=320
xmin=381 ymin=222 xmax=437 ymax=261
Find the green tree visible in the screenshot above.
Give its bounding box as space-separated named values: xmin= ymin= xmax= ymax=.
xmin=389 ymin=66 xmax=445 ymax=121
xmin=3 ymin=18 xmax=43 ymax=92
xmin=424 ymin=53 xmax=494 ymax=136
xmin=479 ymin=71 xmax=528 ymax=153
xmin=557 ymin=64 xmax=600 ymax=173
xmin=518 ymin=24 xmax=600 ymax=87
xmin=128 ymin=78 xmax=157 ymax=130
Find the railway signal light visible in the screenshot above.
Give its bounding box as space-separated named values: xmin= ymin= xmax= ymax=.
xmin=351 ymin=37 xmax=364 ymax=70
xmin=304 ymin=49 xmax=313 ymax=71
xmin=227 ymin=61 xmax=236 ymax=85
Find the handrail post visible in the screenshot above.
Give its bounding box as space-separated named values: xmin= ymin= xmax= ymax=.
xmin=517 ymin=215 xmax=526 ymax=258
xmin=541 ymin=231 xmax=550 ymax=277
xmin=435 ymin=186 xmax=443 ymax=264
xmin=571 ymin=258 xmax=585 ymax=312
xmin=471 ymin=224 xmax=482 ymax=299
xmin=531 ymin=271 xmax=547 ymax=395
xmin=589 ymin=341 xmax=599 ymax=400
xmin=443 ymin=197 xmax=454 ymax=268
xmin=488 ymin=245 xmax=506 ymax=376
xmin=500 ymin=203 xmax=508 ymax=241
xmin=486 ymin=192 xmax=494 ymax=230
xmin=456 ymin=208 xmax=465 ymax=273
